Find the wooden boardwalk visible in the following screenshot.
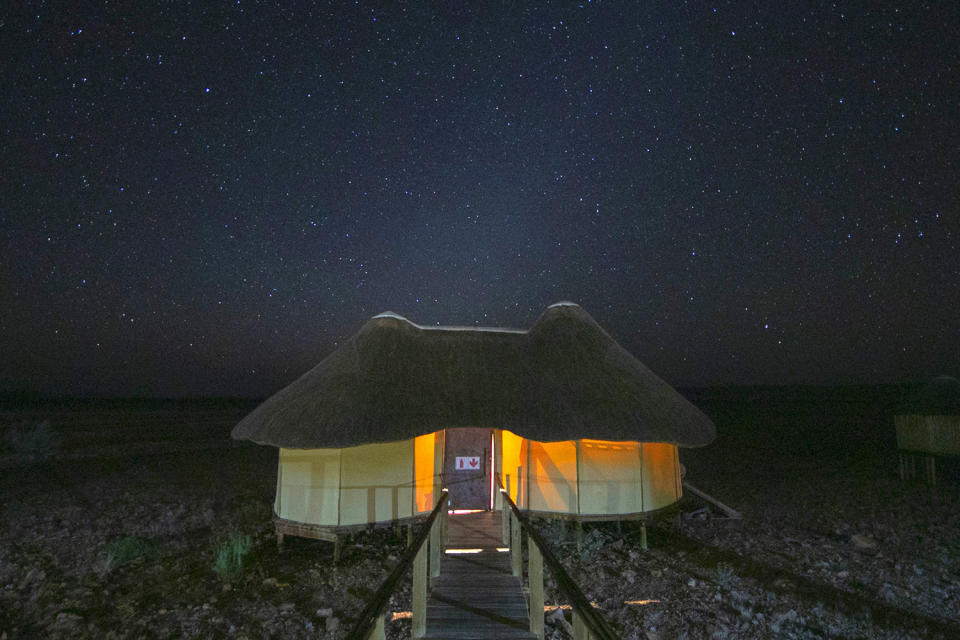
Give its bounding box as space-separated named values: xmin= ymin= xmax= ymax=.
xmin=422 ymin=511 xmax=537 ymax=640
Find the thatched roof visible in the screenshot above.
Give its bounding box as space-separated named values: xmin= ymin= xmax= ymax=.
xmin=897 ymin=376 xmax=960 ymax=416
xmin=231 ymin=303 xmax=716 ymax=449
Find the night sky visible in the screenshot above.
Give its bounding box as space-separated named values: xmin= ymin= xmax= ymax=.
xmin=2 ymin=2 xmax=958 ymax=398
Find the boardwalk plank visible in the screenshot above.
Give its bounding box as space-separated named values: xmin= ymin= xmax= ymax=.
xmin=423 ymin=511 xmax=537 ymax=640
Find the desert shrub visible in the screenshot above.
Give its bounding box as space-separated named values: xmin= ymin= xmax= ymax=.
xmin=104 ymin=535 xmax=155 ymax=571
xmin=579 ymin=527 xmax=609 ymax=561
xmin=2 ymin=420 xmax=53 ymax=458
xmin=214 ymin=532 xmax=252 ymax=578
xmin=713 ymin=561 xmax=736 ymax=590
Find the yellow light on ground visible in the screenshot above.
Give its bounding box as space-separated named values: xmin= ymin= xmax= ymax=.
xmin=545 ymin=599 xmax=659 ymax=612
xmin=543 ymin=602 xmax=600 ymax=611
xmin=445 ymin=548 xmax=484 ymax=554
xmin=391 ymin=611 xmax=412 ymax=621
xmin=449 ymin=509 xmax=484 ymax=514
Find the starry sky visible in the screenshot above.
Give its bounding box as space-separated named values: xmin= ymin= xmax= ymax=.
xmin=2 ymin=2 xmax=958 ymax=398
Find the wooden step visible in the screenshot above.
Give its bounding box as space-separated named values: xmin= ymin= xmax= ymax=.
xmin=424 ymin=511 xmax=535 ymax=639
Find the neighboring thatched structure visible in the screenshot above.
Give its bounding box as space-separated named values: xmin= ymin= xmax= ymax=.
xmin=232 ymin=302 xmax=716 ymax=542
xmin=895 ymin=376 xmax=960 ymax=484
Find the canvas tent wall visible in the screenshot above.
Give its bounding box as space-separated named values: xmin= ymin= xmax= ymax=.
xmin=895 ymin=377 xmax=960 ymax=484
xmin=498 ymin=430 xmax=681 ymax=518
xmin=274 ymin=432 xmax=443 ymax=528
xmin=232 ymin=302 xmax=716 ymax=534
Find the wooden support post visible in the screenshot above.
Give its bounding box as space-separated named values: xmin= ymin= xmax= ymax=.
xmin=413 ymin=540 xmax=427 ymax=638
xmin=364 ymin=613 xmax=386 ymax=640
xmin=517 ymin=466 xmax=523 ymax=509
xmin=511 ymin=510 xmax=522 ymax=578
xmin=682 ymin=481 xmax=742 ymax=519
xmin=640 ymin=522 xmax=648 ymax=551
xmin=502 ymin=497 xmax=510 ymax=546
xmin=276 ymin=531 xmax=284 ymax=553
xmin=407 ymin=523 xmax=414 ymax=548
xmin=576 ymin=521 xmax=583 ymax=555
xmin=529 ymin=537 xmax=544 ymax=639
xmin=430 ymin=517 xmax=442 ymax=586
xmin=573 ymin=610 xmax=593 ymax=640
xmin=441 ymin=503 xmax=448 ymax=550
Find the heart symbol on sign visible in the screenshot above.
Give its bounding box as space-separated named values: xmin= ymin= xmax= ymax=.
xmin=470 ymin=459 xmax=479 ymax=468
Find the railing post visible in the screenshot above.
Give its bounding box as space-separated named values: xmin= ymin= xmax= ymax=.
xmin=573 ymin=611 xmax=594 ymax=640
xmin=345 ymin=490 xmax=447 ymax=640
xmin=413 ymin=541 xmax=427 ymax=638
xmin=364 ymin=614 xmax=385 ymax=640
xmin=430 ymin=511 xmax=442 ymax=586
xmin=510 ymin=507 xmax=522 ymax=578
xmin=502 ymin=498 xmax=510 ymax=546
xmin=441 ymin=501 xmax=448 ymax=548
xmin=529 ymin=537 xmax=544 ymax=639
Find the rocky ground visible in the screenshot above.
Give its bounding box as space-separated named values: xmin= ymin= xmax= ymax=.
xmin=1 ymin=388 xmax=958 ymax=639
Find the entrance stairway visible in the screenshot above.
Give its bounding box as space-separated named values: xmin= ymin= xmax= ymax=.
xmin=423 ymin=511 xmax=536 ymax=639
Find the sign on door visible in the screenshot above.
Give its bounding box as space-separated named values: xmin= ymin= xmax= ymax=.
xmin=455 ymin=456 xmax=481 ymax=470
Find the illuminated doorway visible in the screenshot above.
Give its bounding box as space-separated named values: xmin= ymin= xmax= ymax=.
xmin=442 ymin=428 xmax=495 ymax=510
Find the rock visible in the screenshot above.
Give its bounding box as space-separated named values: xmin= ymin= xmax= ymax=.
xmin=18 ymin=568 xmax=45 ymax=591
xmin=851 ymin=534 xmax=877 ymax=550
xmin=278 ymin=603 xmax=296 ymax=613
xmin=262 ymin=577 xmax=279 ymax=587
xmin=316 ymin=607 xmax=333 ymax=617
xmin=53 ymin=612 xmax=84 ymax=632
xmin=222 ymin=583 xmax=232 ymax=592
xmin=326 ymin=616 xmax=340 ymax=632
xmin=687 ymin=578 xmax=697 ymax=587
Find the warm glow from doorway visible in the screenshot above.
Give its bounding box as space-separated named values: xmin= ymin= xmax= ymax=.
xmin=543 ymin=599 xmax=659 ymax=613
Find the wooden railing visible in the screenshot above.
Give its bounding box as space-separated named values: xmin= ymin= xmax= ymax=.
xmin=346 ymin=489 xmax=449 ymax=640
xmin=498 ymin=480 xmax=620 ymax=640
